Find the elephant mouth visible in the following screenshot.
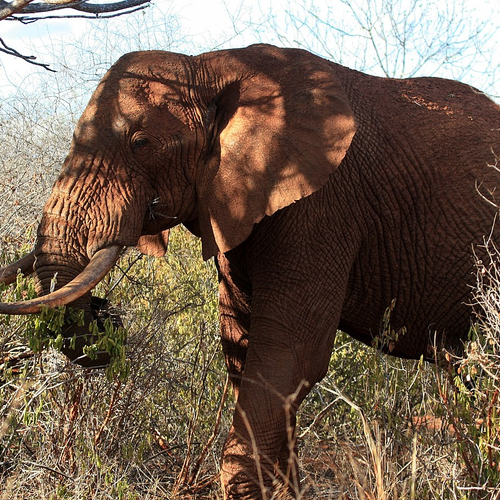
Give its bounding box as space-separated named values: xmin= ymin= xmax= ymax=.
xmin=59 ymin=295 xmax=124 ymax=367
xmin=89 ymin=295 xmax=122 ymax=327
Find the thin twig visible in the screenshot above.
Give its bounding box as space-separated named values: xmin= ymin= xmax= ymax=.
xmin=187 ymin=374 xmax=230 ymax=486
xmin=0 ymin=36 xmax=55 ymax=71
xmin=22 ymin=460 xmax=74 ymax=481
xmin=94 ymin=380 xmax=122 ymax=446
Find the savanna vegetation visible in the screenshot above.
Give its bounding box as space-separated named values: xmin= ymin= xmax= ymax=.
xmin=1 ymin=1 xmax=500 ymax=498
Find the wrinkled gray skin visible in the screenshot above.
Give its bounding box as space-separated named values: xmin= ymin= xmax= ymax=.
xmin=11 ymin=45 xmax=500 ymax=498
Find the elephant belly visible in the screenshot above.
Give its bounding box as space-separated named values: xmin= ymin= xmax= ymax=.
xmin=340 ymin=223 xmax=482 ymax=361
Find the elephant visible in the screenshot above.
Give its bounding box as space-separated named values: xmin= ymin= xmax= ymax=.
xmin=0 ymin=43 xmax=499 ymax=499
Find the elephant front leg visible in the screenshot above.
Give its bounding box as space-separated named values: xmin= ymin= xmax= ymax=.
xmin=220 ymin=336 xmax=332 ymax=499
xmin=219 ymin=278 xmax=251 ymax=400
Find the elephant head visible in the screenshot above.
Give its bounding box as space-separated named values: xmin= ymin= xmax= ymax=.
xmin=0 ymin=44 xmax=356 ymax=365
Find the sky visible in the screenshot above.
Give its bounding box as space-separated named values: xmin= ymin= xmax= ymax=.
xmin=0 ymin=0 xmax=499 ymax=102
xmin=0 ymin=0 xmax=270 ymax=90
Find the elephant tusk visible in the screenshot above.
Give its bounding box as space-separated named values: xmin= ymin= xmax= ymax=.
xmin=0 ymin=251 xmax=36 ymax=285
xmin=0 ymin=245 xmax=123 ymax=315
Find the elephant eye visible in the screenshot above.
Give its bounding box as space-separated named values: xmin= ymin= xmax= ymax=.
xmin=131 ymin=136 xmax=149 ymax=152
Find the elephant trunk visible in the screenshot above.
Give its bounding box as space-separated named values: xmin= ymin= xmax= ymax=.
xmin=0 ymin=205 xmax=124 ymax=367
xmin=0 ymin=245 xmax=122 ymax=367
xmin=0 ymin=251 xmax=36 ymax=285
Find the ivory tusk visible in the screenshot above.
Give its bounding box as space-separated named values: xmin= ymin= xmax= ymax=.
xmin=0 ymin=245 xmax=123 ymax=315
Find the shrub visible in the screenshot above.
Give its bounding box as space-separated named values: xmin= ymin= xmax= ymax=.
xmin=0 ymin=227 xmax=228 ymax=500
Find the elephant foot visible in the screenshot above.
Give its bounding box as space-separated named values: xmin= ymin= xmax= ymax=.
xmin=275 ymin=444 xmax=300 ymax=498
xmin=221 ymin=468 xmax=272 ymax=500
xmin=221 ymin=445 xmax=300 ymax=499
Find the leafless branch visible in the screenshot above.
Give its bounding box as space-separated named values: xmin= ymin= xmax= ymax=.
xmin=0 ymin=0 xmax=151 ymax=70
xmin=0 ymin=0 xmax=150 ymax=21
xmin=0 ymin=36 xmax=55 ymax=70
xmin=0 ymin=0 xmax=31 ymax=21
xmin=12 ymin=6 xmax=145 ymax=23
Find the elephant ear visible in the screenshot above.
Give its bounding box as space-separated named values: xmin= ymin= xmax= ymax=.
xmin=196 ymin=45 xmax=356 ymax=259
xmin=136 ymin=230 xmax=170 ymax=257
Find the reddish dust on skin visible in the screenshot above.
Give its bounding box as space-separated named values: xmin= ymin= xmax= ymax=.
xmin=401 ymin=91 xmax=471 ymax=118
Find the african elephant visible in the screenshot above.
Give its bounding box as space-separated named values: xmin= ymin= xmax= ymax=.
xmin=0 ymin=44 xmax=499 ymax=499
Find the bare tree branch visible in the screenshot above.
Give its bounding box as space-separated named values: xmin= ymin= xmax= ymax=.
xmin=0 ymin=0 xmax=32 ymax=21
xmin=0 ymin=0 xmax=151 ymax=70
xmin=0 ymin=0 xmax=150 ymax=21
xmin=0 ymin=36 xmax=55 ymax=70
